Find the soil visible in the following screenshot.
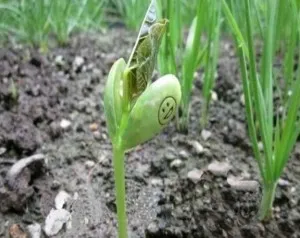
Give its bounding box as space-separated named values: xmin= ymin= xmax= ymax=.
xmin=0 ymin=28 xmax=300 ymax=238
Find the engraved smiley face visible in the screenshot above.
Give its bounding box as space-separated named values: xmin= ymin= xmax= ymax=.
xmin=158 ymin=96 xmax=177 ymax=125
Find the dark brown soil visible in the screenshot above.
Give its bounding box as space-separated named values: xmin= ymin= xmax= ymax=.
xmin=0 ymin=29 xmax=300 ymax=238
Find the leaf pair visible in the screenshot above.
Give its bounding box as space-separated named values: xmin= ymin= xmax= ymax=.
xmin=104 ymin=1 xmax=181 ymax=150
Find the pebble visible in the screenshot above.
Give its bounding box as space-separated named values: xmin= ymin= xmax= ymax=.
xmin=0 ymin=147 xmax=6 ymax=155
xmin=187 ymin=169 xmax=203 ymax=183
xmin=179 ymin=150 xmax=189 ymax=159
xmin=211 ymin=91 xmax=218 ymax=101
xmin=55 ymin=191 xmax=71 ymax=209
xmin=291 ymin=187 xmax=296 ymax=193
xmin=146 ymin=222 xmax=159 ymax=235
xmin=85 ymin=160 xmax=95 ymax=169
xmin=60 ymin=119 xmax=71 ymax=130
xmin=54 ymin=55 xmax=64 ymax=66
xmin=51 ymin=180 xmax=61 ymax=190
xmin=151 ymin=178 xmax=163 ymax=187
xmin=93 ymin=131 xmax=102 ymax=140
xmin=201 ymin=129 xmax=212 ymax=141
xmin=89 ymin=123 xmax=98 ymax=132
xmin=27 ymin=223 xmax=41 ymax=238
xmin=190 ymin=140 xmax=204 ymax=154
xmin=76 ymin=101 xmax=87 ymax=112
xmin=227 ymin=176 xmax=259 ymax=191
xmin=274 ymin=206 xmax=280 ymax=213
xmin=278 ymin=178 xmax=290 ymax=187
xmin=9 ymin=224 xmax=27 ymax=238
xmin=44 ymin=209 xmax=71 ymax=236
xmin=164 ymin=149 xmax=176 ymax=161
xmin=101 ymin=133 xmax=108 ymax=140
xmin=170 ymin=159 xmax=183 ymax=168
xmin=240 ymin=94 xmax=245 ymax=105
xmin=73 ymin=56 xmax=84 ymax=69
xmin=208 ymin=161 xmax=232 ymax=176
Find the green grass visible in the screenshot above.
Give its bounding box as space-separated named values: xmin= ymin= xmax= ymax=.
xmin=157 ymin=0 xmax=181 ymax=75
xmin=200 ymin=0 xmax=222 ymax=128
xmin=107 ymin=0 xmax=149 ymax=30
xmin=0 ymin=0 xmax=105 ymax=49
xmin=223 ymin=0 xmax=300 ymax=221
xmin=0 ymin=0 xmax=51 ymax=49
xmin=158 ymin=0 xmax=222 ymax=132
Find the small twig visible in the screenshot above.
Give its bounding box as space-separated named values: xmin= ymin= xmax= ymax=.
xmin=5 ymin=154 xmax=45 ymax=189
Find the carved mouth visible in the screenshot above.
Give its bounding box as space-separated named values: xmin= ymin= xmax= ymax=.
xmin=164 ymin=106 xmax=174 ymax=120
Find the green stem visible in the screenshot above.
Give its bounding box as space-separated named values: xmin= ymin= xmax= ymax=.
xmin=112 ymin=145 xmax=128 ymax=238
xmin=258 ymin=181 xmax=277 ymax=221
xmin=200 ymin=100 xmax=208 ymax=129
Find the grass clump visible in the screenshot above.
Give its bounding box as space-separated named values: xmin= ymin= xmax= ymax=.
xmin=0 ymin=0 xmax=106 ymax=49
xmin=158 ymin=0 xmax=222 ymax=132
xmin=223 ymin=0 xmax=300 ymax=221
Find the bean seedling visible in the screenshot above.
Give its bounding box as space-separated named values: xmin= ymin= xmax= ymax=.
xmin=104 ymin=1 xmax=181 ymax=237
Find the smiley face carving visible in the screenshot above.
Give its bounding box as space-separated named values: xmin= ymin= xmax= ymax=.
xmin=158 ymin=96 xmax=177 ymax=125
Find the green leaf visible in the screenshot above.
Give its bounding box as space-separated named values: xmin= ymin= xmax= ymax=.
xmin=126 ymin=19 xmax=168 ymax=102
xmin=121 ymin=74 xmax=181 ymax=150
xmin=104 ymin=58 xmax=126 ymax=141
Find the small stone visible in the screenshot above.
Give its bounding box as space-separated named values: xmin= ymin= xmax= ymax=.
xmin=278 ymin=178 xmax=290 ymax=187
xmin=51 ymin=180 xmax=61 ymax=190
xmin=99 ymin=155 xmax=109 ymax=167
xmin=60 ymin=119 xmax=71 ymax=130
xmin=55 ymin=55 xmax=64 ymax=66
xmin=73 ymin=192 xmax=79 ymax=200
xmin=9 ymin=224 xmax=28 ymax=238
xmin=77 ymin=101 xmax=87 ymax=112
xmin=179 ymin=150 xmax=189 ymax=159
xmin=27 ymin=223 xmax=41 ymax=238
xmin=73 ymin=56 xmax=84 ymax=69
xmin=190 ymin=141 xmax=204 ymax=154
xmin=227 ymin=176 xmax=259 ymax=192
xmin=211 ymin=91 xmax=218 ymax=101
xmin=201 ymin=129 xmax=212 ymax=141
xmin=93 ymin=131 xmax=101 ymax=140
xmin=44 ymin=209 xmax=71 ymax=236
xmin=89 ymin=123 xmax=98 ymax=132
xmin=164 ymin=151 xmax=176 ymax=161
xmin=55 ymin=191 xmax=71 ymax=209
xmin=0 ymin=147 xmax=6 ymax=155
xmin=170 ymin=159 xmax=183 ymax=168
xmin=208 ymin=161 xmax=232 ymax=176
xmin=146 ymin=222 xmax=159 ymax=235
xmin=291 ymin=187 xmax=296 ymax=193
xmin=240 ymin=94 xmax=245 ymax=105
xmin=187 ymin=169 xmax=203 ymax=183
xmin=274 ymin=206 xmax=280 ymax=213
xmin=85 ymin=160 xmax=95 ymax=169
xmin=151 ymin=178 xmax=163 ymax=187
xmin=101 ymin=133 xmax=108 ymax=140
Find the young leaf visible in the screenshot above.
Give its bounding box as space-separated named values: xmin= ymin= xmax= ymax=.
xmin=104 ymin=58 xmax=126 ymax=141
